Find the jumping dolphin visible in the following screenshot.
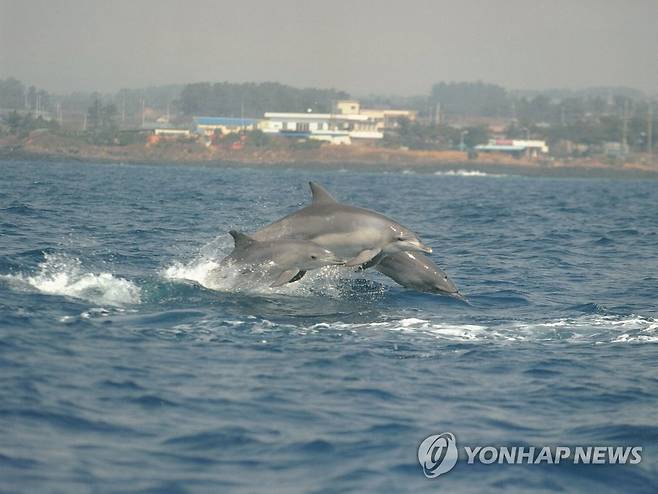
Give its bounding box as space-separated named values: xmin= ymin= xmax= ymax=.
xmin=252 ymin=182 xmax=432 ymax=268
xmin=221 ymin=230 xmax=344 ymax=287
xmin=375 ymin=251 xmax=466 ymax=300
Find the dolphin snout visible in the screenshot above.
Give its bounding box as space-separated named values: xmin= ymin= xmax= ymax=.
xmin=415 ymin=241 xmax=432 ymax=254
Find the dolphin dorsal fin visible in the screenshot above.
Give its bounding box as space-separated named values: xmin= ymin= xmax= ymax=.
xmin=309 ymin=182 xmax=337 ymax=205
xmin=229 ymin=230 xmax=256 ymax=249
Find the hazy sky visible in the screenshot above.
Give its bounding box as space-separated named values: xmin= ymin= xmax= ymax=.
xmin=1 ymin=0 xmax=657 ymax=95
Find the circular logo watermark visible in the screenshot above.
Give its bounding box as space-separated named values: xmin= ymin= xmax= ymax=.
xmin=418 ymin=432 xmax=459 ymax=478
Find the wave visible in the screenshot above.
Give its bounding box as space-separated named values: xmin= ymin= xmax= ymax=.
xmin=516 ymin=314 xmax=658 ymax=344
xmin=434 ymin=169 xmax=507 ymax=177
xmin=208 ymin=314 xmax=658 ymax=344
xmin=0 ymin=253 xmax=141 ymax=306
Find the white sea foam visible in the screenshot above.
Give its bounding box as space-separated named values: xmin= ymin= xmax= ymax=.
xmin=512 ymin=314 xmax=658 ymax=344
xmin=434 ymin=169 xmax=506 ymax=177
xmin=1 ymin=253 xmax=141 ymax=306
xmin=163 ymin=257 xmax=222 ymax=288
xmin=162 ymin=252 xmax=353 ymax=297
xmin=225 ymin=314 xmax=658 ymax=344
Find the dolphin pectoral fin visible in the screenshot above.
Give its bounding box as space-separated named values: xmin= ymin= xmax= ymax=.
xmin=358 ymin=252 xmax=386 ymax=270
xmin=271 ymin=269 xmax=302 ymax=287
xmin=288 ymin=270 xmax=306 ymax=283
xmin=344 ymin=249 xmax=381 ymax=267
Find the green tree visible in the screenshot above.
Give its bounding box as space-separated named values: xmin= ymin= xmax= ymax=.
xmin=176 ymin=81 xmax=349 ymax=117
xmin=245 ymin=129 xmax=271 ymax=147
xmin=430 ymin=81 xmax=509 ymax=117
xmin=463 ymin=126 xmax=490 ymax=148
xmin=5 ymin=111 xmax=23 ymax=133
xmin=101 ymin=103 xmax=118 ymax=129
xmin=87 ymin=97 xmax=102 ymax=131
xmin=0 ymin=78 xmax=26 ymax=109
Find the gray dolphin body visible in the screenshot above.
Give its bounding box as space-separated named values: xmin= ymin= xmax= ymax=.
xmin=252 ymin=182 xmax=432 ymax=268
xmin=221 ymin=230 xmax=344 ymax=286
xmin=375 ymin=251 xmax=465 ymax=300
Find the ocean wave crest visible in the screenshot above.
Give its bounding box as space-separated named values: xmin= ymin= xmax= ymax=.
xmin=434 ymin=169 xmax=506 ymax=177
xmin=219 ymin=314 xmax=658 ymax=344
xmin=1 ymin=253 xmax=141 ymax=306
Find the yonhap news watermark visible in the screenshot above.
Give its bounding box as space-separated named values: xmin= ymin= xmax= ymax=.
xmin=418 ymin=432 xmax=643 ymax=479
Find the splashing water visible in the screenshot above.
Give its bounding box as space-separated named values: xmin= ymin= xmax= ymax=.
xmin=1 ymin=253 xmax=140 ymax=306
xmin=162 ymin=246 xmax=357 ymax=298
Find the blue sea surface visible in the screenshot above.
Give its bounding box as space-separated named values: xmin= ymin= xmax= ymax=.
xmin=1 ymin=160 xmax=657 ymax=493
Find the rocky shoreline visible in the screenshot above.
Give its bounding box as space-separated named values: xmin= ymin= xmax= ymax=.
xmin=2 ymin=132 xmax=657 ymax=179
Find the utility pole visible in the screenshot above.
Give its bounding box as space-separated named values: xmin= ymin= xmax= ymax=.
xmin=460 ymin=130 xmax=469 ymax=152
xmin=240 ymin=99 xmax=245 ymax=134
xmin=648 ymin=103 xmax=654 ymax=160
xmin=121 ymin=93 xmax=126 ymax=127
xmin=621 ymin=99 xmax=630 ymax=153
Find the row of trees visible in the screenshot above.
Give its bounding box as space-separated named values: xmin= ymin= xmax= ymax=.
xmin=526 ymin=114 xmax=655 ymax=152
xmin=176 ymin=82 xmax=349 ymax=117
xmin=362 ymin=81 xmax=654 ymax=131
xmin=2 ymin=112 xmax=59 ymax=137
xmin=3 ymin=75 xmax=652 ymax=126
xmin=384 ymin=118 xmax=490 ymax=151
xmin=430 ymin=81 xmax=508 ymax=117
xmin=0 ymin=77 xmax=51 ymax=113
xmin=3 ymin=75 xmax=655 ymax=155
xmin=1 ymin=97 xmax=120 ymax=144
xmin=384 ymin=112 xmax=655 ymax=154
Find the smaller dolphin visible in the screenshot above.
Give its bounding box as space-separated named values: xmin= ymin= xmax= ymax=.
xmin=222 ymin=230 xmax=344 ymax=287
xmin=375 ymin=251 xmax=466 ymax=300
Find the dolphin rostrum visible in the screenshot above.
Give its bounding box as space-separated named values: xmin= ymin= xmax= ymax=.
xmin=222 ymin=230 xmax=344 ymax=287
xmin=252 ymin=182 xmax=432 ymax=268
xmin=375 ymin=251 xmax=466 ymax=300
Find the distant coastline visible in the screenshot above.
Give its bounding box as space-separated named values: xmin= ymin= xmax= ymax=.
xmin=1 ymin=131 xmax=657 ymax=179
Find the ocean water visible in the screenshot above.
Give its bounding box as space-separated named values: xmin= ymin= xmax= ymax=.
xmin=1 ymin=160 xmax=657 ymax=493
